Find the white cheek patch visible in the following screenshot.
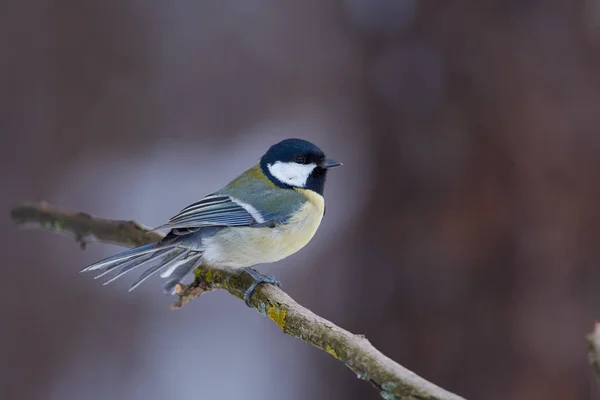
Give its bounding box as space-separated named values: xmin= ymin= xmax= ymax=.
xmin=268 ymin=161 xmax=317 ymax=187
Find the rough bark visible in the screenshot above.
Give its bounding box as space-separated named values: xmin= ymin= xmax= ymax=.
xmin=11 ymin=201 xmax=466 ymax=400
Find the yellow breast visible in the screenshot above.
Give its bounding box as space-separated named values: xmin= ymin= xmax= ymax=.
xmin=278 ymin=188 xmax=325 ymax=253
xmin=203 ymin=189 xmax=325 ymax=268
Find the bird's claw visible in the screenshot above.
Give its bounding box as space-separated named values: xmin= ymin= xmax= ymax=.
xmin=242 ymin=267 xmax=282 ymax=307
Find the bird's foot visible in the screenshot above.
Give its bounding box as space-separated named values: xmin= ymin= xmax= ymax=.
xmin=242 ymin=267 xmax=281 ymax=307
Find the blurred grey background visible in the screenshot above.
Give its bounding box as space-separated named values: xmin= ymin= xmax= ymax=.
xmin=3 ymin=1 xmax=600 ymax=399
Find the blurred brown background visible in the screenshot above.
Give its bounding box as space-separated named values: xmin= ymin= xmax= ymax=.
xmin=3 ymin=1 xmax=600 ymax=399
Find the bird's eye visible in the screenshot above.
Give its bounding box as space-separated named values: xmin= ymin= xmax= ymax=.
xmin=294 ymin=155 xmax=307 ymax=164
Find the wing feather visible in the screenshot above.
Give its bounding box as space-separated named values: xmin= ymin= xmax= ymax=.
xmin=153 ymin=194 xmax=263 ymax=231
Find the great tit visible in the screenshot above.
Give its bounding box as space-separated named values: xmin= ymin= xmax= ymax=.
xmin=82 ymin=138 xmax=342 ymax=306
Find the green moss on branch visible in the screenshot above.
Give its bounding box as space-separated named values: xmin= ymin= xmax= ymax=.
xmin=10 ymin=201 xmax=466 ymax=400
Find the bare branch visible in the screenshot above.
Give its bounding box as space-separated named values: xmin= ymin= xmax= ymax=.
xmin=10 ymin=201 xmax=466 ymax=400
xmin=10 ymin=201 xmax=163 ymax=248
xmin=588 ymin=322 xmax=600 ymax=385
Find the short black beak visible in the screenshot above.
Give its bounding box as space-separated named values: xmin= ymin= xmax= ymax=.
xmin=322 ymin=158 xmax=343 ymax=169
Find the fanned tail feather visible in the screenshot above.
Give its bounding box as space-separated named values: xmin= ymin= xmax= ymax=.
xmin=128 ymin=249 xmax=190 ymax=291
xmin=162 ymin=253 xmax=204 ymax=295
xmin=81 ymin=242 xmax=203 ymax=293
xmin=81 ymin=243 xmax=160 ymax=272
xmin=100 ymin=248 xmax=173 ymax=284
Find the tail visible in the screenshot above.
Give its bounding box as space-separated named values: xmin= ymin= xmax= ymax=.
xmin=81 ymin=242 xmax=203 ymax=294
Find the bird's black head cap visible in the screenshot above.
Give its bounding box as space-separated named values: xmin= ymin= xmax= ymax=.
xmin=260 ymin=138 xmax=341 ymax=195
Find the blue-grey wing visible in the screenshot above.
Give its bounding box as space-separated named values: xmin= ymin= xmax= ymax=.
xmin=153 ymin=194 xmax=282 ymax=231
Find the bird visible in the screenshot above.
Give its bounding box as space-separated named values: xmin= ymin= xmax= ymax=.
xmin=81 ymin=138 xmax=342 ymax=306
